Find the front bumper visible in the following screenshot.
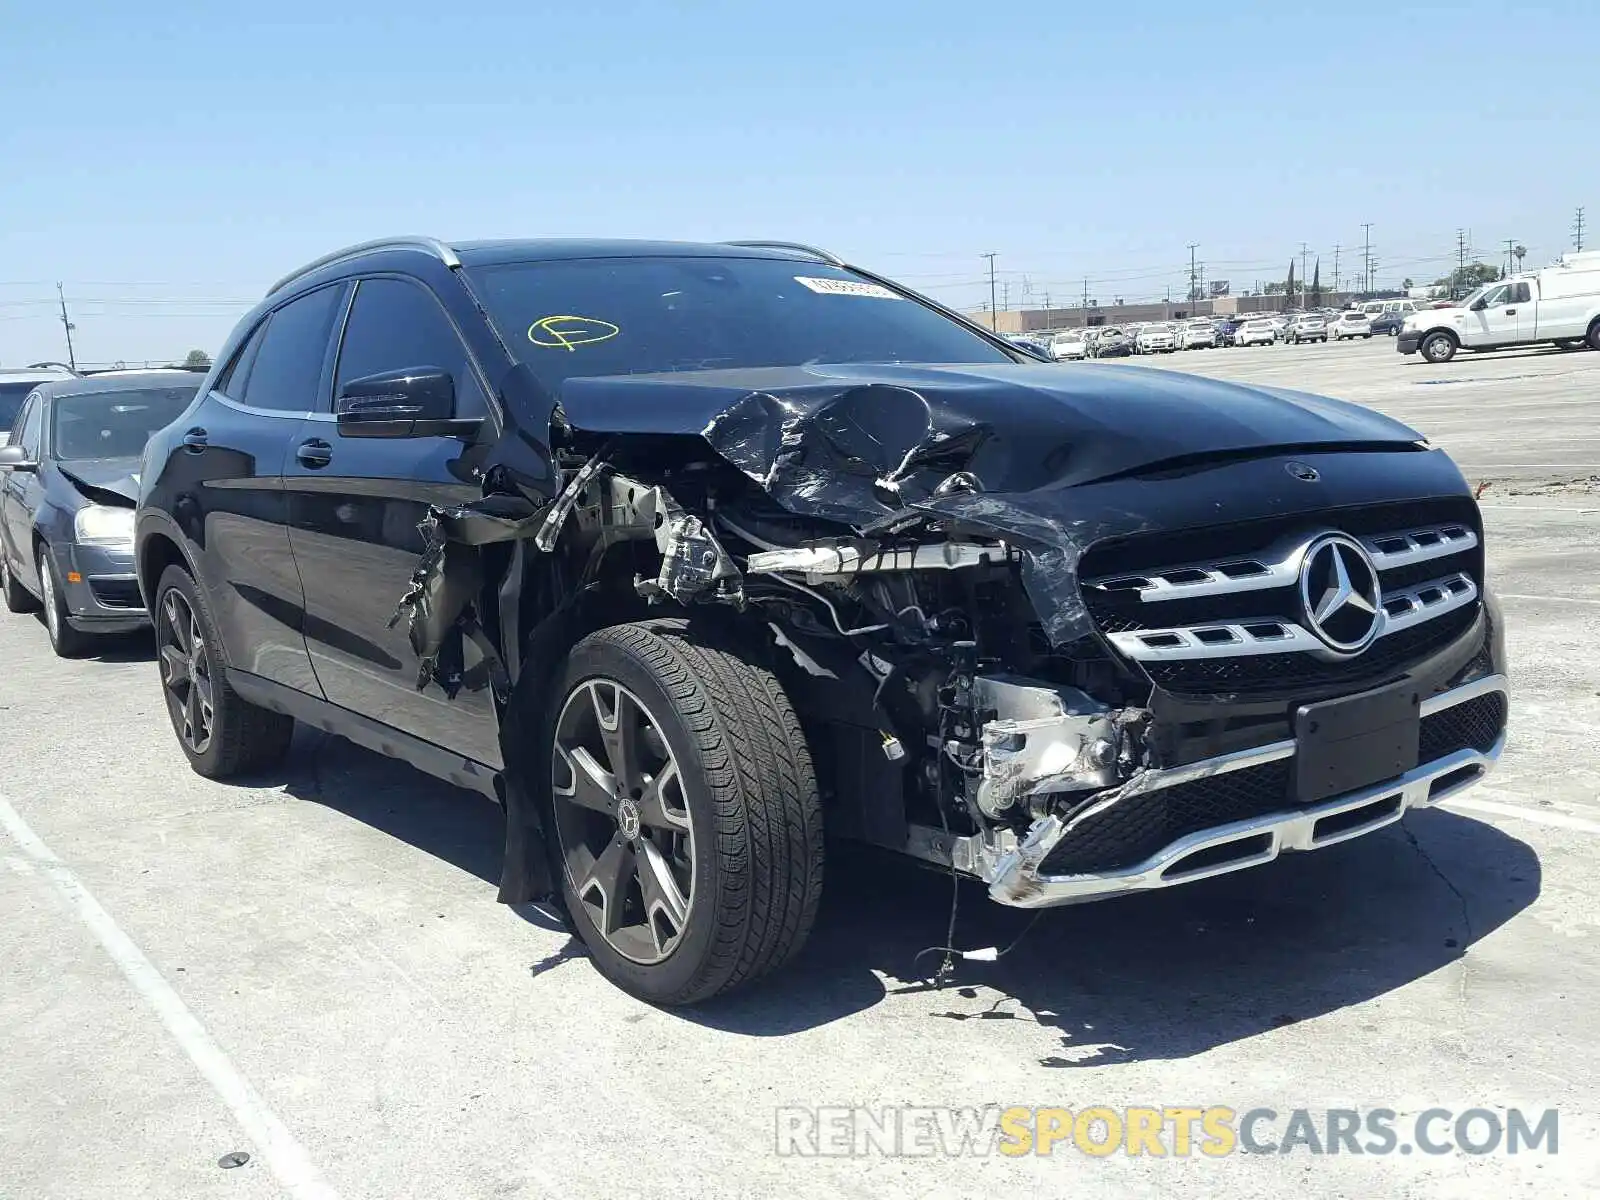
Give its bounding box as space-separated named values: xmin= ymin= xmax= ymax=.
xmin=961 ymin=673 xmax=1507 ymax=908
xmin=1396 ymin=331 xmax=1422 ymax=354
xmin=57 ymin=542 xmax=149 ymax=632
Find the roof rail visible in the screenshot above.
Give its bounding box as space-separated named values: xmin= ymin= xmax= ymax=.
xmin=266 ymin=236 xmax=461 ymax=296
xmin=724 ymin=240 xmax=845 ymax=266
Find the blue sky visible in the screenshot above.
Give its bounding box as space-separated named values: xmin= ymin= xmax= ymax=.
xmin=1 ymin=0 xmax=1592 ymax=366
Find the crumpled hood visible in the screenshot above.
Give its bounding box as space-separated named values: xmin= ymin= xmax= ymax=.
xmin=560 ymin=362 xmax=1420 ymax=516
xmin=58 ymin=457 xmax=142 ymax=504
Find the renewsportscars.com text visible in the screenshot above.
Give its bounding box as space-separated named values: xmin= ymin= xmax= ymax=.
xmin=774 ymin=1105 xmax=1559 ymax=1158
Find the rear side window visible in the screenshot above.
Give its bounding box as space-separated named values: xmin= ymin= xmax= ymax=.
xmin=333 ymin=278 xmax=488 ymax=417
xmin=1510 ymin=282 xmax=1532 ymax=304
xmin=235 ymin=285 xmax=343 ymax=412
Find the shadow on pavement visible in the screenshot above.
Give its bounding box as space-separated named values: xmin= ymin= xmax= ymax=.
xmin=265 ymin=726 xmax=1541 ymax=1061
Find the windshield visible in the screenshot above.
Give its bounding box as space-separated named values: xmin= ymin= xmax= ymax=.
xmin=49 ymin=386 xmax=196 ymax=460
xmin=0 ymin=382 xmax=39 ymax=431
xmin=468 ymin=256 xmax=1015 ymax=389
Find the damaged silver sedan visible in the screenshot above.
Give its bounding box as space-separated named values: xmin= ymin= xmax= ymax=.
xmin=134 ymin=238 xmax=1508 ymax=1004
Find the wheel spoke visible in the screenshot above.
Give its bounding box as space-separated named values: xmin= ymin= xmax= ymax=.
xmin=591 ymin=682 xmax=642 ymax=792
xmin=637 ymin=838 xmax=689 ymax=945
xmin=193 ymin=668 xmax=214 ymax=728
xmin=159 ymin=644 xmax=189 ymax=688
xmin=182 ymin=682 xmax=199 ymax=743
xmin=555 ymin=744 xmax=619 ymax=813
xmin=635 ymin=760 xmax=689 ymax=830
xmin=580 ymin=833 xmax=637 ymax=936
xmin=164 ymin=594 xmax=190 ymax=651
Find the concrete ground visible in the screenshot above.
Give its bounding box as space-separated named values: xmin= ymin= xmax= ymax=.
xmin=3 ymin=340 xmax=1598 ymax=1198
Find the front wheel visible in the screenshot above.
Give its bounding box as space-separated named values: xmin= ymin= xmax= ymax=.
xmin=38 ymin=548 xmax=92 ymax=658
xmin=1421 ymin=331 xmax=1458 ymax=363
xmin=546 ymin=621 xmax=824 ymax=1005
xmin=154 ymin=564 xmax=294 ymax=778
xmin=1586 ymin=319 xmax=1600 ymax=352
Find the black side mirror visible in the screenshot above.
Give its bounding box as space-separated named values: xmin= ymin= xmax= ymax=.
xmin=335 ymin=368 xmax=481 ymax=439
xmin=0 ymin=444 xmax=39 ymax=473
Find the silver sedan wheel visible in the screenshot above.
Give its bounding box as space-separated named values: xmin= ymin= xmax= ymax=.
xmin=551 ymin=678 xmax=695 ymax=965
xmin=40 ymin=560 xmax=60 ymax=643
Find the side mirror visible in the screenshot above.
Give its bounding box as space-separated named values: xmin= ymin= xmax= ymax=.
xmin=335 ymin=368 xmax=481 ymax=439
xmin=0 ymin=444 xmax=38 ymax=473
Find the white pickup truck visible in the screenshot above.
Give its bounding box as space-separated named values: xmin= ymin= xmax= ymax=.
xmin=1398 ymin=252 xmax=1600 ymax=362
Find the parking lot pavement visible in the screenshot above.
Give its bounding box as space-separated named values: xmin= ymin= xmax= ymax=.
xmin=4 ymin=353 xmax=1599 ymax=1198
xmin=1136 ymin=337 xmax=1600 ymax=488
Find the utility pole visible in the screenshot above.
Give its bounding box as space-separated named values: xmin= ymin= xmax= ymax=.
xmin=1456 ymin=228 xmax=1468 ymax=276
xmin=1081 ymin=276 xmax=1089 ymax=310
xmin=981 ymin=253 xmax=999 ymax=329
xmin=1001 ymin=280 xmax=1010 ymax=315
xmin=1575 ymin=206 xmax=1587 ymax=252
xmin=1332 ymin=244 xmax=1341 ymax=294
xmin=1299 ymin=243 xmax=1310 ymax=305
xmin=56 ymin=283 xmax=78 ymax=373
xmin=1043 ymin=290 xmax=1052 ymax=330
xmin=1187 ymin=243 xmax=1199 ymax=302
xmin=1503 ymin=238 xmax=1517 ymax=279
xmin=1361 ymin=223 xmax=1373 ymax=294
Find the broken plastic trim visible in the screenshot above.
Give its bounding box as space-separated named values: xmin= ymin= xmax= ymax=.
xmin=968 ymin=675 xmax=1125 ymax=819
xmin=744 ymin=538 xmax=1011 ymax=584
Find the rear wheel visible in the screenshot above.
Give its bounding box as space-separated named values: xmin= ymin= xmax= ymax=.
xmin=1586 ymin=319 xmax=1600 ymax=352
xmin=1421 ymin=331 xmax=1458 ymax=363
xmin=1 ymin=552 xmax=39 ymax=614
xmin=154 ymin=564 xmax=294 ymax=778
xmin=546 ymin=620 xmax=824 ymax=1005
xmin=38 ymin=548 xmax=92 ymax=658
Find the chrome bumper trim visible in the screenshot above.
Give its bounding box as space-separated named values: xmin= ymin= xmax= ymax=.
xmin=984 ymin=673 xmax=1508 ymax=909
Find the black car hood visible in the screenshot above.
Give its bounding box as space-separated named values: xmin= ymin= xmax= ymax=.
xmin=557 ymin=362 xmax=1438 ymax=647
xmin=560 ymin=361 xmax=1421 ymax=509
xmin=57 ymin=457 xmax=142 ymax=505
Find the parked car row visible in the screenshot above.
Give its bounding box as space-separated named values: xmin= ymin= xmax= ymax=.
xmin=0 ymin=237 xmax=1511 ymax=1010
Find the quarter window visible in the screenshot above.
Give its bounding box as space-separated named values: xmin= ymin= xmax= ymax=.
xmin=332 ymin=278 xmax=487 ymax=417
xmin=16 ymin=396 xmax=45 ymax=457
xmin=215 ymin=319 xmax=269 ymax=401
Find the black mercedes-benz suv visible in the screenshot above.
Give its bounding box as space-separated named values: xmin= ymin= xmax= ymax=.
xmin=135 ymin=237 xmax=1508 ymax=1004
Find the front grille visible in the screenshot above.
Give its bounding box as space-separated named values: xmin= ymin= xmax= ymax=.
xmin=1042 ymin=760 xmax=1293 ymax=875
xmin=1143 ymin=606 xmax=1476 ymax=695
xmin=1420 ymin=692 xmax=1506 ymax=760
xmin=1080 ymin=500 xmax=1483 ymax=696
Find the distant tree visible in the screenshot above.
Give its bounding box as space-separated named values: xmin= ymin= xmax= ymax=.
xmin=182 ymin=349 xmax=212 ymax=371
xmin=1286 ymin=259 xmax=1296 ymax=302
xmin=1310 ymin=259 xmax=1322 ymax=306
xmin=1431 ymin=262 xmax=1502 ymax=293
xmin=1402 ymin=277 xmax=1414 ymax=291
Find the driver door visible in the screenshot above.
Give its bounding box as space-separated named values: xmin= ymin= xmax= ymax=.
xmin=1468 ymin=283 xmax=1520 ymax=345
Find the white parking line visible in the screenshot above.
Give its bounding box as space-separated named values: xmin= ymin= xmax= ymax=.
xmin=0 ymin=793 xmax=341 ymax=1200
xmin=1443 ymin=796 xmax=1600 ymax=834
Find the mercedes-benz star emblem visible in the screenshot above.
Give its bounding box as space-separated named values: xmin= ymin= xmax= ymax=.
xmin=1285 ymin=462 xmax=1320 ymax=482
xmin=1299 ymin=534 xmax=1382 ymax=654
xmin=617 ymin=797 xmax=642 ymax=841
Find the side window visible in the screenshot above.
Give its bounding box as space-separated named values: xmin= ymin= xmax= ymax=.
xmin=215 ymin=319 xmax=270 ymax=401
xmin=237 ymin=285 xmax=343 ymax=413
xmin=7 ymin=395 xmax=35 ymax=445
xmin=17 ymin=397 xmax=45 ymax=457
xmin=1480 ymin=285 xmax=1510 ymax=308
xmin=333 ymin=278 xmax=488 ymax=417
xmin=1511 ymin=282 xmax=1532 ymax=304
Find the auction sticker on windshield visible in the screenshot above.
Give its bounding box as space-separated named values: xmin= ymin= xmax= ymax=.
xmin=794 ymin=276 xmax=902 ymax=299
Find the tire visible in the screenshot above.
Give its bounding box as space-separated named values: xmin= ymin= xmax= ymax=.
xmin=38 ymin=546 xmax=93 ymax=658
xmin=1421 ymin=331 xmax=1458 ymax=363
xmin=1364 ymin=333 xmax=1372 ymax=339
xmin=545 ymin=620 xmax=824 ymax=1006
xmin=153 ymin=563 xmax=294 ymax=778
xmin=1 ymin=550 xmax=39 ymax=614
xmin=1587 ymin=319 xmax=1600 ymax=352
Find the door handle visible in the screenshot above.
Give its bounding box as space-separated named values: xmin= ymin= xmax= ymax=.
xmin=296 ymin=438 xmax=333 ymax=469
xmin=181 ymin=427 xmax=208 ymax=452
xmin=1504 ymin=308 xmax=1517 ymax=315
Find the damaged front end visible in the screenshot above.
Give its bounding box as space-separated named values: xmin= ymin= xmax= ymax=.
xmin=400 ymin=358 xmax=1505 ymax=914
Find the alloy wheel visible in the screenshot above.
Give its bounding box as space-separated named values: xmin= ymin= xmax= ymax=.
xmin=552 ymin=678 xmax=695 ymax=965
xmin=157 ymin=587 xmax=215 ymax=755
xmin=40 ymin=561 xmax=59 ymax=643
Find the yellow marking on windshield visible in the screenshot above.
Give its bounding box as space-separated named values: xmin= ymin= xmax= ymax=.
xmin=527 ymin=315 xmax=621 ymax=352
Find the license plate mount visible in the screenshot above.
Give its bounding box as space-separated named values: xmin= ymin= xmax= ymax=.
xmin=1294 ymin=681 xmax=1422 ymax=804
